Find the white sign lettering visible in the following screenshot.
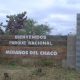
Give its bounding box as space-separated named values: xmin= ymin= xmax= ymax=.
xmin=5 ymin=50 xmax=58 ymax=56
xmin=15 ymin=35 xmax=46 ymax=39
xmin=9 ymin=41 xmax=53 ymax=46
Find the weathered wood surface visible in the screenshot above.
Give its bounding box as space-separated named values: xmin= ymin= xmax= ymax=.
xmin=0 ymin=46 xmax=67 ymax=60
xmin=0 ymin=40 xmax=66 ymax=46
xmin=0 ymin=35 xmax=67 ymax=60
xmin=0 ymin=35 xmax=67 ymax=40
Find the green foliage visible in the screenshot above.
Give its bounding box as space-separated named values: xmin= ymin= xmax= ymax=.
xmin=6 ymin=12 xmax=27 ymax=34
xmin=0 ymin=28 xmax=4 ymax=34
xmin=4 ymin=12 xmax=51 ymax=35
xmin=31 ymin=67 xmax=46 ymax=76
xmin=36 ymin=59 xmax=53 ymax=67
xmin=0 ymin=57 xmax=22 ymax=66
xmin=0 ymin=22 xmax=4 ymax=34
xmin=19 ymin=18 xmax=51 ymax=35
xmin=34 ymin=58 xmax=62 ymax=67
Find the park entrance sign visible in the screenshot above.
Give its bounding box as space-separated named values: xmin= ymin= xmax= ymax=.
xmin=0 ymin=35 xmax=67 ymax=60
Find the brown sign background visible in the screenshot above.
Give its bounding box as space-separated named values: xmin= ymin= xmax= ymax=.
xmin=0 ymin=35 xmax=67 ymax=60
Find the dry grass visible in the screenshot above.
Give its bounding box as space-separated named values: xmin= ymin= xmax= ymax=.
xmin=0 ymin=57 xmax=79 ymax=80
xmin=0 ymin=64 xmax=80 ymax=80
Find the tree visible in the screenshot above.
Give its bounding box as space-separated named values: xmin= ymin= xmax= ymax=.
xmin=0 ymin=22 xmax=4 ymax=34
xmin=5 ymin=12 xmax=51 ymax=35
xmin=18 ymin=18 xmax=51 ymax=35
xmin=6 ymin=12 xmax=27 ymax=34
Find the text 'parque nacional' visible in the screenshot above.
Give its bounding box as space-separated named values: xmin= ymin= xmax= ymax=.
xmin=9 ymin=41 xmax=53 ymax=46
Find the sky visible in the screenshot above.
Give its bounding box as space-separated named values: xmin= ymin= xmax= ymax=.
xmin=0 ymin=0 xmax=79 ymax=35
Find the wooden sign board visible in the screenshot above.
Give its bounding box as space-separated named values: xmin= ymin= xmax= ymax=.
xmin=0 ymin=35 xmax=67 ymax=60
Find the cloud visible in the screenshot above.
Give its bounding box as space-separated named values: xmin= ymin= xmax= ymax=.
xmin=0 ymin=0 xmax=54 ymax=13
xmin=0 ymin=0 xmax=79 ymax=35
